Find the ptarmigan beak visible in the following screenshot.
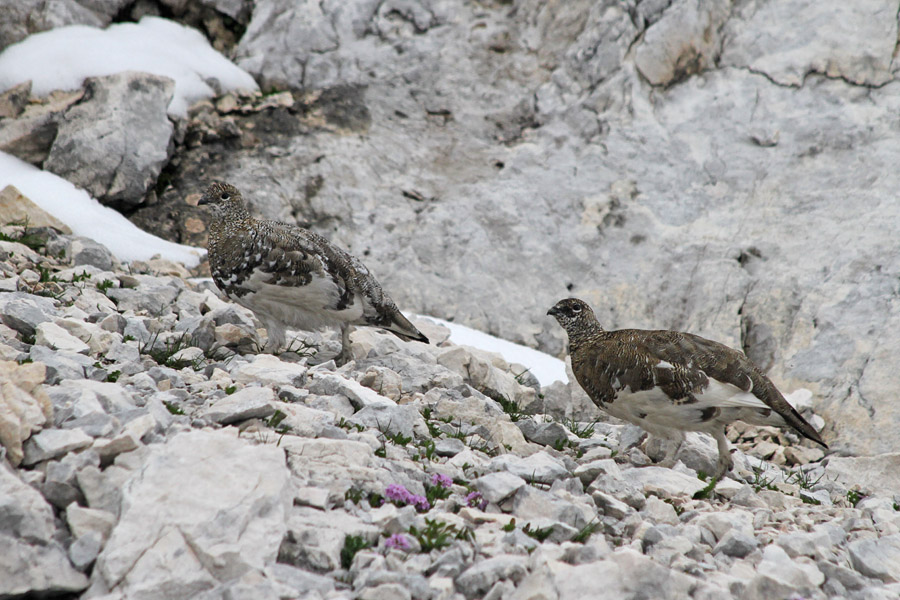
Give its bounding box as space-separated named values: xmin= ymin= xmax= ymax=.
xmin=547 ymin=306 xmax=560 ymax=317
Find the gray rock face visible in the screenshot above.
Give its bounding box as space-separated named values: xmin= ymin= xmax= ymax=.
xmin=0 ymin=0 xmax=128 ymax=50
xmin=135 ymin=0 xmax=899 ymax=457
xmin=720 ymin=0 xmax=897 ymax=86
xmin=44 ymin=72 xmax=175 ymax=207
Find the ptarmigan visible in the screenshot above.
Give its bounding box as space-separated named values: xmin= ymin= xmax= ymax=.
xmin=548 ymin=297 xmax=827 ymax=478
xmin=200 ymin=182 xmax=428 ymax=363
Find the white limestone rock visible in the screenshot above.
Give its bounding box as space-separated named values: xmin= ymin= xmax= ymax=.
xmin=487 ymin=451 xmax=570 ymax=486
xmin=848 ymin=534 xmax=900 ymax=583
xmin=35 ymin=321 xmax=90 ymax=354
xmin=0 ymin=359 xmax=52 ymax=466
xmin=201 ymin=386 xmax=277 ymax=424
xmin=66 ymin=503 xmax=117 ymax=542
xmin=721 ymin=0 xmax=897 ymax=86
xmin=21 ymin=427 xmax=93 ymax=466
xmin=0 ymin=462 xmax=89 ymax=597
xmin=454 ymin=555 xmax=528 ymax=599
xmin=230 ymin=353 xmax=308 ymax=387
xmin=620 ymin=466 xmax=707 ymax=498
xmin=95 ymin=430 xmax=291 ymax=598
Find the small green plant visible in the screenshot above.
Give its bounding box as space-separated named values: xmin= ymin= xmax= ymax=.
xmin=610 ymin=449 xmax=618 ymax=458
xmin=123 ymin=334 xmax=136 ymax=342
xmin=96 ymin=279 xmax=115 ymax=294
xmin=345 ymin=488 xmax=364 ymax=504
xmin=337 ymin=417 xmax=365 ymax=432
xmin=787 ymin=467 xmax=825 ymax=490
xmin=488 ymin=391 xmax=523 ymax=422
xmin=408 ymin=518 xmax=463 ymax=552
xmin=71 ymin=270 xmax=92 ymax=283
xmin=374 ymin=438 xmax=387 ymax=458
xmin=664 ymin=498 xmax=685 ymax=516
xmin=522 ymin=522 xmax=554 ymax=542
xmin=697 ymin=471 xmax=708 ymax=482
xmin=368 ymin=492 xmax=384 ymax=507
xmin=552 ymin=437 xmax=567 ymax=452
xmin=750 ymin=465 xmax=778 ymax=492
xmin=847 ymin=490 xmax=863 ymax=507
xmin=105 ymin=370 xmax=121 ymax=383
xmin=893 ymin=502 xmax=899 ymax=511
xmin=225 ymin=385 xmax=237 ymax=395
xmin=267 ymin=409 xmax=288 ymax=433
xmin=426 ymin=420 xmax=443 ymax=438
xmin=37 ymin=265 xmax=61 ymax=284
xmin=800 ymin=495 xmax=821 ymax=505
xmin=386 ymin=431 xmax=413 ymax=446
xmin=502 ymin=518 xmax=517 ymax=532
xmin=513 ymin=368 xmax=532 ymax=386
xmin=692 ymin=477 xmax=718 ymax=500
xmin=526 ymin=470 xmax=544 ymax=488
xmin=572 ymin=519 xmax=600 ymax=544
xmin=419 ymin=439 xmax=437 ymax=461
xmin=340 ymin=535 xmax=371 ymax=569
xmin=566 ymin=417 xmax=599 ymax=439
xmin=0 ymin=220 xmax=46 ymax=251
xmin=424 ymin=484 xmax=453 ymax=507
xmin=448 ymin=421 xmax=468 ymax=440
xmin=470 ymin=440 xmax=498 ymax=456
xmin=163 ymin=401 xmax=184 ymax=415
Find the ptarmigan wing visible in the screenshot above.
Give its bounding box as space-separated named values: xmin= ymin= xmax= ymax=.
xmin=260 ymin=222 xmax=428 ymax=342
xmin=634 ymin=330 xmax=825 ymax=447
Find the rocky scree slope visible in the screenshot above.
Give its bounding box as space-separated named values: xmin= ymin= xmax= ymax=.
xmin=2 ymin=0 xmax=898 ymax=457
xmin=2 ymin=225 xmax=900 ymax=599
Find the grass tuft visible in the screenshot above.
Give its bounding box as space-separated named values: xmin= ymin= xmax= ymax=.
xmin=340 ymin=535 xmax=370 ymax=569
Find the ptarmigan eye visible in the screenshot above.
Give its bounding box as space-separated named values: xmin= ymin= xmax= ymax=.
xmin=571 ymin=305 xmax=582 ymax=313
xmin=220 ymin=193 xmax=230 ymax=200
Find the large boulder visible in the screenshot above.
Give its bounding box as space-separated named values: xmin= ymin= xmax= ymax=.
xmin=43 ymin=72 xmax=175 ymax=208
xmin=94 ymin=429 xmax=291 ymax=598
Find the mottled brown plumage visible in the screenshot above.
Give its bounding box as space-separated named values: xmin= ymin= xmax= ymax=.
xmin=200 ymin=182 xmax=428 ymax=362
xmin=548 ymin=298 xmax=826 ymax=478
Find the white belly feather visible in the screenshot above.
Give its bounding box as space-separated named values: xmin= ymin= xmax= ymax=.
xmin=605 ymin=378 xmax=788 ymax=437
xmin=231 ymin=268 xmax=365 ymax=331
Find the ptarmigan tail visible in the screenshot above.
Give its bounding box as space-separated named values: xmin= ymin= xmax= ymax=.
xmin=382 ymin=311 xmax=429 ymax=344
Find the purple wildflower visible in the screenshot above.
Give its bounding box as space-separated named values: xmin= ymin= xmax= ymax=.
xmin=385 ymin=484 xmax=413 ymax=505
xmin=431 ymin=473 xmax=453 ymax=489
xmin=411 ymin=494 xmax=431 ymax=512
xmin=385 ymin=484 xmax=430 ymax=511
xmin=384 ymin=533 xmax=410 ymax=551
xmin=466 ymin=491 xmax=488 ymax=510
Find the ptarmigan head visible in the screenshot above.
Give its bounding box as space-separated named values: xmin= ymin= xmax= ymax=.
xmin=547 ymin=298 xmax=600 ymax=334
xmin=198 ymin=182 xmax=246 ymax=218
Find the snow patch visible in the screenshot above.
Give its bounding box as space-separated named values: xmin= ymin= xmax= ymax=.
xmin=425 ymin=317 xmax=568 ymax=386
xmin=0 ymin=16 xmax=258 ymax=117
xmin=0 ymin=152 xmax=204 ymax=266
